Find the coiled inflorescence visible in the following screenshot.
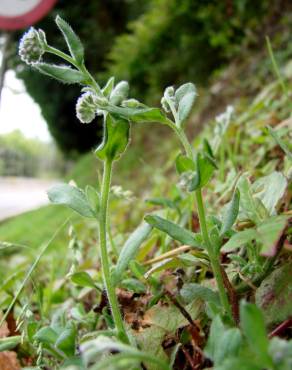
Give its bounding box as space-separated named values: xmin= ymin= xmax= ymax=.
xmin=19 ymin=28 xmax=46 ymax=65
xmin=75 ymin=92 xmax=100 ymax=124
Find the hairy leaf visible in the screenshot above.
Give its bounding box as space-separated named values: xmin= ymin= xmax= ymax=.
xmin=205 ymin=315 xmax=242 ymax=365
xmin=70 ymin=271 xmax=97 ymax=289
xmin=256 ymin=262 xmax=292 ymax=325
xmin=0 ymin=336 xmax=21 ymax=352
xmin=112 ymin=222 xmax=152 ymax=284
xmin=175 ymin=153 xmax=195 ymax=174
xmin=180 ymin=283 xmax=220 ymax=306
xmin=220 ymin=188 xmax=240 ymax=236
xmin=267 ymin=125 xmax=292 ymax=161
xmin=145 ymin=215 xmax=201 ymax=247
xmin=55 ymin=323 xmax=76 ymax=357
xmin=36 ymin=63 xmax=85 ymax=84
xmin=251 ymin=171 xmax=287 ymax=216
xmin=240 ymin=301 xmax=272 ymax=367
xmin=222 ymin=229 xmax=257 ymax=252
xmin=95 ymin=114 xmax=130 ymax=161
xmin=175 ymin=83 xmax=197 ymax=125
xmin=189 ymin=153 xmax=216 ymax=191
xmin=55 ymin=15 xmax=84 ymax=65
xmin=48 ymin=183 xmax=96 ymax=218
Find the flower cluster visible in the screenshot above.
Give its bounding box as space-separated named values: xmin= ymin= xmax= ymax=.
xmin=19 ymin=28 xmax=46 ymax=65
xmin=75 ymin=92 xmax=100 ymax=124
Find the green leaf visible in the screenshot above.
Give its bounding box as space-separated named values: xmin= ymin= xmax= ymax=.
xmin=134 ymin=326 xmax=169 ymax=370
xmin=36 ymin=63 xmax=85 ymax=84
xmin=205 ymin=315 xmax=242 ymax=365
xmin=240 ymin=301 xmax=272 ymax=367
xmin=257 ymin=215 xmax=287 ymax=256
xmin=268 ymin=337 xmax=292 ymax=369
xmin=48 ymin=183 xmax=96 ymax=218
xmin=175 ymin=153 xmax=195 ymax=174
xmin=221 ymin=229 xmax=257 ymax=252
xmin=238 ymin=175 xmax=263 ymax=224
xmin=180 ymin=283 xmax=220 ymax=306
xmin=106 ymin=105 xmax=170 ymax=125
xmin=120 ymin=278 xmax=146 ymax=294
xmin=70 ymin=271 xmax=96 ymax=289
xmin=146 ymin=197 xmax=178 ymax=211
xmin=220 ymin=189 xmax=240 ymax=236
xmin=55 ymin=15 xmax=84 ymax=65
xmin=215 ymin=358 xmax=262 ymax=370
xmin=267 ymin=125 xmax=292 ymax=161
xmin=112 ymin=222 xmax=152 ymax=284
xmin=85 ymin=185 xmax=100 ymax=214
xmin=56 ymin=323 xmax=76 ymax=357
xmin=251 ymin=171 xmax=287 ymax=216
xmin=34 ymin=326 xmax=58 ymax=345
xmin=203 ymin=138 xmax=214 ymax=158
xmin=213 ymin=328 xmax=242 ymax=366
xmin=102 ymin=77 xmax=115 ymax=97
xmin=189 ymin=153 xmax=216 ymax=191
xmin=0 ymin=336 xmax=21 ymax=352
xmin=175 ymin=83 xmax=197 ymax=125
xmin=204 ymin=315 xmax=224 ymax=361
xmin=222 ymin=215 xmax=287 ymax=254
xmin=143 ymin=299 xmax=201 ymax=333
xmin=95 ymin=114 xmax=130 ymax=161
xmin=256 ymin=262 xmax=292 ymax=326
xmin=145 ymin=215 xmax=201 ymax=247
xmin=80 ymin=336 xmax=170 ymax=370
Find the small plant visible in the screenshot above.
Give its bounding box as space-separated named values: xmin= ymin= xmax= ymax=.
xmin=19 ymin=16 xmax=233 ymax=325
xmin=17 ymin=16 xmax=292 ymax=369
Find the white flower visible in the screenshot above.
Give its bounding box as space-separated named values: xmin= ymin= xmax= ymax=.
xmin=19 ymin=28 xmax=45 ymax=65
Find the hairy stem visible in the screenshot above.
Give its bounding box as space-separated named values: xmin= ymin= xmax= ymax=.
xmin=168 ymin=121 xmax=232 ymax=317
xmin=99 ymin=159 xmax=129 ymax=343
xmin=195 ymin=190 xmax=232 ymax=317
xmin=45 ymin=45 xmax=102 ymax=95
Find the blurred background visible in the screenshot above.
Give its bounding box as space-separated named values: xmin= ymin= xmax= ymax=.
xmin=0 ymin=0 xmax=291 ymax=221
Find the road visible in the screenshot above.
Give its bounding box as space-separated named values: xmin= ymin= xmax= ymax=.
xmin=0 ymin=177 xmax=57 ymax=221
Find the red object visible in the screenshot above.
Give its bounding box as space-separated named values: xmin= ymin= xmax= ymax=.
xmin=0 ymin=0 xmax=57 ymax=30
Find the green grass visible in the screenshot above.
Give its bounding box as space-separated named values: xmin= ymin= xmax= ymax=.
xmin=0 ymin=205 xmax=70 ymax=249
xmin=0 ymin=153 xmax=98 ymax=251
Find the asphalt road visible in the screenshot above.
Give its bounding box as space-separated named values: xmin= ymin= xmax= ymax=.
xmin=0 ymin=177 xmax=57 ymax=221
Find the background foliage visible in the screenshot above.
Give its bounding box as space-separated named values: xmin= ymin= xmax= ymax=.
xmin=9 ymin=0 xmax=291 ymax=154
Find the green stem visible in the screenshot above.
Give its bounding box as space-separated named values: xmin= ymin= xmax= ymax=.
xmin=168 ymin=121 xmax=231 ymax=317
xmin=195 ymin=189 xmax=231 ymax=317
xmin=99 ymin=159 xmax=129 ymax=343
xmin=45 ymin=45 xmax=102 ymax=95
xmin=45 ymin=45 xmax=78 ymax=67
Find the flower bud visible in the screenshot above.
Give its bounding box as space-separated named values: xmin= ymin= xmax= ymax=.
xmin=76 ymin=92 xmax=98 ymax=124
xmin=95 ymin=96 xmax=108 ymax=107
xmin=110 ymin=81 xmax=129 ymax=105
xmin=121 ymin=98 xmax=141 ymax=108
xmin=19 ymin=27 xmax=45 ymax=65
